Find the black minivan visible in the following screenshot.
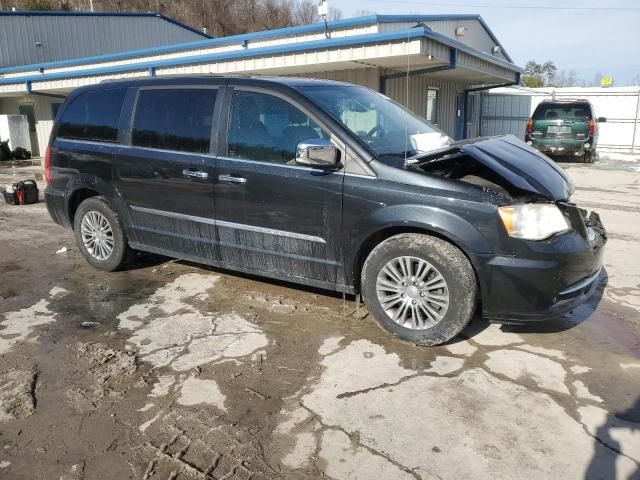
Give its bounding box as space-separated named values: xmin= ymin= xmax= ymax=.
xmin=45 ymin=76 xmax=606 ymax=345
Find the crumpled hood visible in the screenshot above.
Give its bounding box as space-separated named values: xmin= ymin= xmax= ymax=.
xmin=459 ymin=135 xmax=575 ymax=201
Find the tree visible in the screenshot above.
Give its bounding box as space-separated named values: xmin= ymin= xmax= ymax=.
xmin=549 ymin=69 xmax=579 ymax=88
xmin=293 ymin=0 xmax=319 ymax=24
xmin=23 ymin=0 xmax=55 ymax=9
xmin=328 ymin=6 xmax=343 ymax=21
xmin=522 ymin=60 xmax=557 ymax=88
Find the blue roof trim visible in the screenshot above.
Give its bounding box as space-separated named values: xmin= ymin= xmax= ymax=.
xmin=0 ymin=10 xmax=211 ymax=39
xmin=0 ymin=13 xmax=507 ymax=75
xmin=0 ymin=26 xmax=522 ymax=87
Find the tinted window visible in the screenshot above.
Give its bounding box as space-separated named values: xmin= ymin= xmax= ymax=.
xmin=533 ymin=103 xmax=592 ymax=121
xmin=227 ymin=90 xmax=329 ymax=164
xmin=58 ymin=88 xmax=126 ymax=142
xmin=132 ymin=89 xmax=217 ymax=153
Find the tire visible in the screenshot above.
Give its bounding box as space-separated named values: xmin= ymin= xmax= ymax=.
xmin=73 ymin=196 xmax=132 ymax=271
xmin=584 ymin=151 xmax=594 ymax=163
xmin=361 ymin=233 xmax=477 ymax=346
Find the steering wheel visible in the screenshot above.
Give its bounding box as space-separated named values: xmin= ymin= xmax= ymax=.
xmin=366 ymin=125 xmax=383 ymax=138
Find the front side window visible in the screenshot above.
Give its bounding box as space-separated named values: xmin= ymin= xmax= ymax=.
xmin=132 ymin=89 xmax=217 ymax=154
xmin=57 ymin=88 xmax=126 ymax=142
xmin=299 ymin=84 xmax=450 ymax=162
xmin=227 ymin=90 xmax=329 ymax=164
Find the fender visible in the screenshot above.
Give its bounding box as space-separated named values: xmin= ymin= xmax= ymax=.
xmin=343 ymin=202 xmax=513 ymax=287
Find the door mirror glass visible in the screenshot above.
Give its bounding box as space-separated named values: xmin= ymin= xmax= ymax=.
xmin=296 ymin=139 xmax=339 ymax=168
xmin=597 ymin=117 xmax=607 ymax=123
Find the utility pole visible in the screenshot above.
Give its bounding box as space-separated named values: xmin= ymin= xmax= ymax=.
xmin=89 ymin=0 xmax=94 ymax=12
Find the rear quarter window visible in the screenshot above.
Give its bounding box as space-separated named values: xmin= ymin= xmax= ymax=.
xmin=57 ymin=88 xmax=126 ymax=143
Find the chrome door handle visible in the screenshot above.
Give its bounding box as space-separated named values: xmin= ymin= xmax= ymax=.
xmin=183 ymin=169 xmax=209 ymax=179
xmin=219 ymin=174 xmax=247 ymax=184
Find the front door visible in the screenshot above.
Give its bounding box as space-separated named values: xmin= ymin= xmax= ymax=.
xmin=213 ymin=87 xmax=344 ymax=284
xmin=113 ymin=86 xmax=221 ymax=259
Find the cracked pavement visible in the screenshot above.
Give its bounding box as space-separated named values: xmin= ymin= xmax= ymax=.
xmin=0 ymin=155 xmax=639 ymax=479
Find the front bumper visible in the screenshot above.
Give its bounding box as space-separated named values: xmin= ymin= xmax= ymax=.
xmin=475 ymin=209 xmax=606 ymax=324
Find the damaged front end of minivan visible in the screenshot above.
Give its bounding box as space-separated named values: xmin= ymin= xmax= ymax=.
xmin=405 ymin=135 xmax=607 ymax=324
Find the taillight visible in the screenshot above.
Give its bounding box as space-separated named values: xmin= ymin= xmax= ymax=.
xmin=526 ymin=118 xmax=533 ymax=134
xmin=44 ymin=145 xmax=52 ymax=185
xmin=588 ymin=119 xmax=595 ymax=136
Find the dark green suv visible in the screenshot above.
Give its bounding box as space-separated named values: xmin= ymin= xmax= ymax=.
xmin=525 ymin=99 xmax=606 ymax=163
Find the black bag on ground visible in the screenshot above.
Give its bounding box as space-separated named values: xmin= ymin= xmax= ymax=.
xmin=16 ymin=180 xmax=38 ymax=204
xmin=3 ymin=180 xmax=39 ymax=205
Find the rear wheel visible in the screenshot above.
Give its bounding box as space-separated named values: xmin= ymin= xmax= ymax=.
xmin=361 ymin=233 xmax=477 ymax=346
xmin=584 ymin=151 xmax=594 ymax=163
xmin=73 ymin=196 xmax=132 ymax=271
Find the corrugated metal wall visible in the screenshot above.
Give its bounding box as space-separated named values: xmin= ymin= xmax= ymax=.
xmin=385 ymin=75 xmax=474 ymax=138
xmin=0 ymin=15 xmax=206 ymax=68
xmin=480 ymin=93 xmax=531 ymax=138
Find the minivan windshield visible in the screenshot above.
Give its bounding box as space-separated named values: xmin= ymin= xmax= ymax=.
xmin=299 ymin=85 xmax=451 ymax=161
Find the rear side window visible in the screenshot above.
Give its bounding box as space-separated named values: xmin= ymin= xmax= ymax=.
xmin=533 ymin=103 xmax=592 ymax=121
xmin=57 ymin=88 xmax=126 ymax=142
xmin=132 ymin=89 xmax=217 ymax=154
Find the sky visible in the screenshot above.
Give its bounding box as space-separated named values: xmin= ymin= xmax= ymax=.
xmin=340 ymin=0 xmax=640 ymax=85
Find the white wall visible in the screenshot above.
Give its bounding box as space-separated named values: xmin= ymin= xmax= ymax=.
xmin=0 ymin=95 xmax=61 ymax=156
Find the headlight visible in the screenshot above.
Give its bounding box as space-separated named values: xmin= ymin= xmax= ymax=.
xmin=498 ymin=204 xmax=570 ymax=241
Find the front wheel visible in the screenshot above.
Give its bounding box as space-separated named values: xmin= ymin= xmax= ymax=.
xmin=73 ymin=196 xmax=132 ymax=271
xmin=361 ymin=234 xmax=477 ymax=346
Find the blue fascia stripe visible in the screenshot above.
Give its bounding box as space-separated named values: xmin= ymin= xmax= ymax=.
xmin=0 ymin=24 xmax=522 ymax=87
xmin=0 ymin=14 xmax=498 ymax=75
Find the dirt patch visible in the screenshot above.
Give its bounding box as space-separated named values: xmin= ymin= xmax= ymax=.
xmin=0 ymin=367 xmax=38 ymax=420
xmin=65 ymin=342 xmax=140 ymax=411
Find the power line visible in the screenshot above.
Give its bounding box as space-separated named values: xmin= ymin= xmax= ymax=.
xmin=367 ymin=1 xmax=640 ymax=11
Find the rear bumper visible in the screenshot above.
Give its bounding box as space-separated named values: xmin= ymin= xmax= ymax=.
xmin=475 ymin=215 xmax=606 ymax=324
xmin=44 ymin=187 xmax=71 ymax=228
xmin=526 ymin=136 xmax=594 ymax=155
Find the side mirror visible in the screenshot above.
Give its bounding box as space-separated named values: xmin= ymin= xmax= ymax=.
xmin=296 ymin=139 xmax=339 ymax=168
xmin=597 ymin=117 xmax=607 ymax=123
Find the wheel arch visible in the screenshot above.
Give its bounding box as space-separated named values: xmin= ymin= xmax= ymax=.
xmin=67 ymin=187 xmax=102 ymax=228
xmin=351 ymin=224 xmax=483 ymax=304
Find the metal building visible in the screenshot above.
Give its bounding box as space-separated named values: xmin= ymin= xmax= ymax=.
xmin=0 ymin=11 xmax=210 ymax=68
xmin=0 ymin=14 xmax=523 ymax=156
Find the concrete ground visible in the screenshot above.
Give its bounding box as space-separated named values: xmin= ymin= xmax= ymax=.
xmin=0 ymin=154 xmax=639 ymax=480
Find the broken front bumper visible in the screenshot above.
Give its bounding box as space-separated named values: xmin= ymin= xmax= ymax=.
xmin=475 ymin=209 xmax=607 ymax=324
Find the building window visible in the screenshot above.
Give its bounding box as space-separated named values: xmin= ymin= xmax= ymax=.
xmin=426 ymin=88 xmax=439 ymax=124
xmin=132 ymin=89 xmax=217 ymax=154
